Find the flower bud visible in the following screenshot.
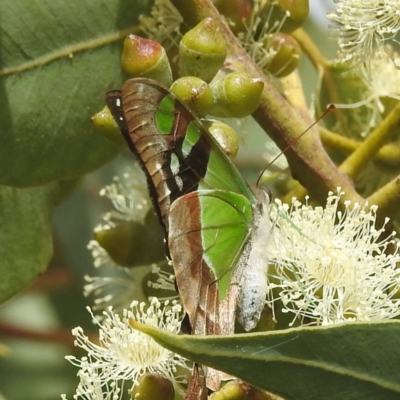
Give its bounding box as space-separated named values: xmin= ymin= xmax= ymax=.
xmin=259 ymin=0 xmax=309 ymax=34
xmin=179 ymin=17 xmax=226 ymax=82
xmin=210 ymin=72 xmax=264 ymax=118
xmin=170 ymin=77 xmax=213 ymax=117
xmin=131 ymin=374 xmax=174 ymax=400
xmin=209 ymin=380 xmax=271 ymax=400
xmin=94 ymin=210 xmax=165 ymax=267
xmin=266 ymin=33 xmax=301 ymax=77
xmin=202 ymin=119 xmax=239 ymax=158
xmin=121 ymin=34 xmax=172 ymax=86
xmin=209 ymin=380 xmax=248 ymax=400
xmin=214 ymin=0 xmax=253 ymax=33
xmin=91 ymin=106 xmax=125 ymax=145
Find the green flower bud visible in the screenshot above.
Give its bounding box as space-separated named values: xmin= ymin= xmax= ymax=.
xmin=266 ymin=33 xmax=301 ymax=77
xmin=202 ymin=119 xmax=239 ymax=158
xmin=94 ymin=210 xmax=165 ymax=267
xmin=179 ymin=17 xmax=226 ymax=83
xmin=91 ymin=106 xmax=125 ymax=145
xmin=210 ymin=380 xmax=271 ymax=400
xmin=213 ymin=0 xmax=253 ymax=33
xmin=209 ymin=72 xmax=264 ymax=118
xmin=259 ymin=0 xmax=309 ymax=34
xmin=131 ymin=374 xmax=174 ymax=400
xmin=209 ymin=380 xmax=247 ymax=400
xmin=121 ymin=34 xmax=172 ymax=86
xmin=170 ymin=77 xmax=213 ymax=117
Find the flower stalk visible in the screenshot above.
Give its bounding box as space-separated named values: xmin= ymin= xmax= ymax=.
xmin=339 ymin=101 xmax=400 ymax=179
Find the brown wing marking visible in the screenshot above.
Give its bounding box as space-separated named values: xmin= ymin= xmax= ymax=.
xmin=168 ymin=192 xmax=237 ymax=390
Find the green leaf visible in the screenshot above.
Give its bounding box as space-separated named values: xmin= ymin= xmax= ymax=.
xmin=0 ymin=182 xmax=69 ymax=303
xmin=0 ymin=0 xmax=151 ymax=187
xmin=132 ymin=321 xmax=400 ymax=400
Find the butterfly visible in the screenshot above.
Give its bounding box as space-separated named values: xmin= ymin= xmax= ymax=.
xmin=105 ymin=77 xmax=271 ymax=388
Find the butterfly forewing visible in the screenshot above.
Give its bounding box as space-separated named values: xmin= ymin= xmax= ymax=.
xmin=106 ymin=79 xmax=257 ymax=231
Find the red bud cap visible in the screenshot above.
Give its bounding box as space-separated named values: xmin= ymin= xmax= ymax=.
xmin=260 ymin=0 xmax=309 ymax=33
xmin=214 ymin=0 xmax=253 ymax=33
xmin=121 ymin=35 xmax=172 ymax=86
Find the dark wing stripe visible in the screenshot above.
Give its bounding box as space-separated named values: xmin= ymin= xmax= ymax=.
xmin=116 ymin=79 xmax=213 ymax=232
xmin=105 ymin=89 xmax=167 ymax=236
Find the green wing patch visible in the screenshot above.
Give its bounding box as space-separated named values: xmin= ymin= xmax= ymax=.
xmin=168 ymin=190 xmax=253 ymax=302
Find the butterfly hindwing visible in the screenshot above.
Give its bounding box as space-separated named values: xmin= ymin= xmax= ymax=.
xmin=168 ymin=190 xmax=254 ymax=330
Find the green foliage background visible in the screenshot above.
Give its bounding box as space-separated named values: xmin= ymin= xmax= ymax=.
xmin=0 ymin=0 xmax=150 ymax=397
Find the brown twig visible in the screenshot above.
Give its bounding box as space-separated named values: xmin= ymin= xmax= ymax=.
xmin=0 ymin=322 xmax=75 ymax=347
xmin=171 ymin=0 xmax=359 ymax=206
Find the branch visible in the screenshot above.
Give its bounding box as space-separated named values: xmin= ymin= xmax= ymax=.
xmin=339 ymin=102 xmax=400 ymax=178
xmin=321 ymin=128 xmax=400 ymax=167
xmin=171 ymin=0 xmax=359 ymax=205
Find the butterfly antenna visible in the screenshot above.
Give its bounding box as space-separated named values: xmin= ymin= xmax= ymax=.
xmin=256 ymin=104 xmax=335 ymax=187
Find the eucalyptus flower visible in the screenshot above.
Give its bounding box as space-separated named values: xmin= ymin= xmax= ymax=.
xmin=327 ymin=0 xmax=400 ymax=76
xmin=341 ymin=50 xmax=400 ymax=194
xmin=355 ymin=49 xmax=400 ymax=135
xmin=148 ymin=264 xmax=177 ymax=295
xmin=333 ymin=49 xmax=400 ymax=137
xmin=139 ymin=0 xmax=183 ymax=50
xmin=238 ymin=0 xmax=288 ymax=72
xmin=62 ymin=367 xmax=120 ymax=400
xmin=364 ymin=49 xmax=400 ymax=110
xmin=84 ymin=167 xmax=161 ymax=315
xmin=269 ymin=190 xmax=400 ymax=326
xmin=84 ymin=241 xmax=150 ymax=316
xmin=65 ymin=299 xmax=189 ymax=398
xmin=99 ymin=169 xmax=150 ymax=224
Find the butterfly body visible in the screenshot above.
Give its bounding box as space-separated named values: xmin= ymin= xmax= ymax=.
xmin=236 ymin=192 xmax=272 ymax=331
xmin=105 ymin=77 xmax=271 ymax=355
